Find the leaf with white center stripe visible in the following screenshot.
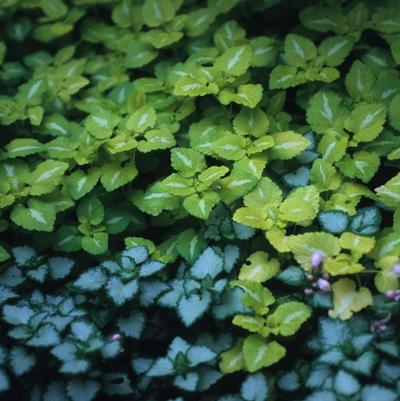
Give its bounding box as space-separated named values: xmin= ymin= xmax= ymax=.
xmin=376 ymin=172 xmax=400 ymax=207
xmin=29 ymin=160 xmax=69 ymax=196
xmin=176 ymin=228 xmax=207 ymax=264
xmin=211 ymin=134 xmax=246 ymax=161
xmin=101 ymin=162 xmax=138 ymax=192
xmin=126 ymin=105 xmax=156 ymax=133
xmin=233 ymin=106 xmax=269 ymax=137
xmin=345 ymin=61 xmax=375 ymax=100
xmin=319 ymin=35 xmax=354 ymax=67
xmin=183 ymin=191 xmax=220 ymax=220
xmin=77 ymin=196 xmax=104 ymax=225
xmin=171 ymin=147 xmax=206 ymax=177
xmin=300 ymin=6 xmax=344 ymax=32
xmin=243 ymin=334 xmax=286 ymax=372
xmin=85 ymin=110 xmax=120 ymax=139
xmin=219 ymin=169 xmax=258 ymax=204
xmin=266 ymin=302 xmax=311 ymax=336
xmin=389 ymin=93 xmax=400 ymax=131
xmin=307 ymin=90 xmax=347 ymax=134
xmin=142 ymin=0 xmax=176 ymax=28
xmin=214 ymin=45 xmax=253 ymax=76
xmin=174 ymin=75 xmax=219 ymax=97
xmin=65 ymin=168 xmax=101 ymax=200
xmin=284 ymin=33 xmax=317 ymax=66
xmin=270 ymin=131 xmax=309 ymax=160
xmin=218 ymin=84 xmax=263 ymax=108
xmin=20 ymin=79 xmax=47 ymax=103
xmin=11 ymin=199 xmax=56 ymax=232
xmin=269 ymin=65 xmax=306 ymax=89
xmin=345 ymin=103 xmax=386 ymax=142
xmin=104 ymin=207 xmax=131 ymax=234
xmin=5 ymin=138 xmax=43 ymax=158
xmin=233 ymin=207 xmax=270 ymax=230
xmin=329 ymin=278 xmax=372 ymax=320
xmin=124 ymin=41 xmax=158 ymax=68
xmin=250 ymin=36 xmax=277 ymax=67
xmin=239 ymin=251 xmax=280 ymax=283
xmin=336 ymin=151 xmax=380 ymax=184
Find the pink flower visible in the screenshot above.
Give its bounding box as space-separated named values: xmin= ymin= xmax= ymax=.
xmin=386 ymin=290 xmax=397 ymax=299
xmin=111 ymin=333 xmax=122 ymax=341
xmin=311 ymin=252 xmax=324 ymax=270
xmin=316 ymin=278 xmax=330 ymax=292
xmin=304 ymin=288 xmax=314 ymax=295
xmin=393 ymin=263 xmax=400 ymax=277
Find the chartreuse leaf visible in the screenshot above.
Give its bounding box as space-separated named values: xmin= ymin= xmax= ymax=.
xmin=279 ymin=185 xmax=320 ymax=223
xmin=287 ymin=232 xmax=341 ymax=269
xmin=174 ymin=75 xmax=219 ymax=97
xmin=269 ymin=131 xmax=309 ymax=160
xmin=183 ymin=192 xmax=220 ymax=220
xmin=126 ymin=105 xmax=156 ymax=133
xmin=310 ymin=159 xmax=337 ymax=191
xmin=317 ymin=134 xmax=348 ymax=163
xmin=85 ymin=110 xmax=120 ymax=139
xmin=266 ymin=302 xmax=311 ymax=336
xmin=101 ymin=162 xmax=138 ymax=192
xmin=214 ymin=45 xmax=253 ymax=76
xmin=5 ymin=138 xmax=44 ymax=158
xmin=233 ymin=207 xmax=274 ymax=230
xmin=337 ymin=151 xmax=380 ymax=184
xmin=198 ymin=166 xmax=229 ymax=188
xmin=11 ymin=199 xmax=56 ymax=232
xmin=284 ymin=33 xmax=317 ymax=66
xmin=340 ymin=232 xmax=375 ymax=254
xmin=233 ymin=107 xmax=269 ymax=138
xmin=318 ymin=35 xmax=354 ymax=67
xmin=243 ymin=334 xmax=286 ymax=372
xmin=307 ymin=90 xmax=347 ymax=135
xmin=218 ymin=84 xmax=263 ymax=108
xmin=29 ymin=160 xmax=69 ymax=196
xmin=243 ymin=177 xmax=282 ymax=208
xmin=211 ymin=135 xmax=246 ymax=161
xmin=171 ymin=147 xmax=206 ymax=177
xmin=269 ymin=65 xmax=305 ymax=89
xmin=239 ymin=251 xmax=279 ymax=282
xmin=345 ymin=103 xmax=386 ymax=142
xmin=375 ymin=172 xmax=400 ymax=207
xmin=329 ymin=278 xmax=373 ymax=320
xmin=389 ymin=93 xmax=400 ymax=130
xmin=232 ymin=280 xmax=274 ymax=315
xmin=219 ymin=339 xmax=245 ymax=374
xmin=375 ymin=256 xmax=399 ymax=293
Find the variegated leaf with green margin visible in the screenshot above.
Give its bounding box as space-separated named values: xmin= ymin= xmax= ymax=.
xmin=29 ymin=160 xmax=69 ymax=196
xmin=174 ymin=75 xmax=219 ymax=97
xmin=329 ymin=278 xmax=373 ymax=320
xmin=124 ymin=41 xmax=158 ymax=68
xmin=284 ymin=33 xmax=317 ymax=66
xmin=182 ymin=191 xmax=220 ymax=220
xmin=249 ymin=36 xmax=277 ymax=67
xmin=100 ymin=162 xmax=138 ymax=192
xmin=5 ymin=138 xmax=44 ymax=158
xmin=324 ymin=254 xmax=364 ymax=276
xmin=171 ymin=147 xmax=206 ymax=177
xmin=65 ymin=168 xmax=101 ymax=201
xmin=375 ymin=255 xmax=399 ymax=293
xmin=345 ymin=60 xmax=375 ymax=100
xmin=318 ymin=35 xmax=354 ymax=67
xmin=269 ymin=131 xmax=309 ymax=160
xmin=310 ymin=158 xmax=338 ymax=191
xmin=317 ymin=134 xmax=348 ymax=163
xmin=336 ymin=151 xmax=380 ymax=184
xmin=214 ymin=45 xmax=253 ymax=76
xmin=219 ymin=339 xmax=245 ymax=374
xmin=218 ymin=84 xmax=263 ymax=108
xmin=211 ymin=134 xmax=247 ymax=161
xmin=269 ymin=65 xmax=306 ymax=89
xmin=142 ymin=0 xmax=176 ymax=27
xmin=233 ymin=107 xmax=270 ymax=138
xmin=243 ymin=176 xmax=283 ymax=208
xmin=85 ymin=110 xmax=120 ymax=139
xmin=375 ymin=172 xmax=400 ymax=207
xmin=11 ymin=199 xmax=56 ymax=232
xmin=126 ymin=105 xmax=156 ymax=133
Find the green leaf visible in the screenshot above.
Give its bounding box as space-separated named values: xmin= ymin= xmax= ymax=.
xmin=307 ymin=90 xmax=347 ymax=135
xmin=239 ymin=251 xmax=279 ymax=282
xmin=317 ymin=134 xmax=348 ymax=163
xmin=345 ymin=61 xmax=375 ymax=100
xmin=174 ymin=75 xmax=219 ymax=97
xmin=269 ymin=131 xmax=309 ymax=160
xmin=161 ymin=173 xmax=194 ymax=196
xmin=243 ymin=335 xmax=286 ymax=372
xmin=11 ymin=199 xmax=56 ymax=232
xmin=233 ymin=107 xmax=269 ymax=138
xmin=250 ymin=36 xmax=276 ymax=67
xmin=124 ymin=41 xmax=157 ymax=68
xmin=171 ymin=147 xmax=206 ymax=177
xmin=337 ymin=151 xmax=380 ymax=183
xmin=198 ymin=166 xmax=229 ymax=188
xmin=185 ymin=8 xmax=216 ymax=37
xmin=345 ymin=103 xmax=386 ymax=142
xmin=126 ymin=105 xmax=156 ymax=133
xmin=269 ymin=65 xmax=305 ymax=89
xmin=142 ymin=0 xmax=176 ymax=27
xmin=266 ymin=302 xmax=311 ymax=336
xmin=318 ymin=211 xmax=349 ymax=234
xmin=5 ymin=138 xmax=43 ymax=158
xmin=376 ymin=172 xmax=400 ymax=207
xmin=329 ymin=278 xmax=373 ymax=320
xmin=232 ymin=280 xmax=274 ymax=315
xmin=81 ymin=233 xmax=108 ymax=255
xmin=183 ymin=191 xmax=220 ymax=220
xmin=211 ymin=135 xmax=247 ymax=161
xmin=101 ymin=162 xmax=138 ymax=192
xmin=284 ymin=33 xmax=317 ymax=66
xmin=300 ymin=6 xmax=344 ymax=32
xmin=214 ymin=45 xmax=253 ymax=76
xmin=41 ymin=0 xmax=67 ymax=19
xmin=388 ymin=93 xmax=400 ymax=131
xmin=77 ymin=197 xmax=104 ymax=225
xmin=85 ymin=110 xmax=120 ymax=139
xmin=29 ymin=160 xmax=69 ymax=196
xmin=65 ymin=168 xmax=101 ymax=201
xmin=218 ymin=84 xmax=263 ymax=108
xmin=243 ymin=177 xmax=282 ymax=208
xmin=319 ymin=35 xmax=354 ymax=67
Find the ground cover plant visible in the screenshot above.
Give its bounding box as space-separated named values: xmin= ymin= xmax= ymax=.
xmin=0 ymin=0 xmax=400 ymax=400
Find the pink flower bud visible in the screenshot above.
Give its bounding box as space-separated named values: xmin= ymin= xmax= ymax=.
xmin=371 ymin=320 xmax=387 ymax=333
xmin=304 ymin=288 xmax=314 ymax=295
xmin=306 ymin=273 xmax=314 ymax=281
xmin=111 ymin=333 xmax=122 ymax=341
xmin=393 ymin=264 xmax=400 ymax=277
xmin=316 ymin=278 xmax=331 ymax=292
xmin=311 ymin=252 xmax=324 ymax=269
xmin=385 ymin=290 xmax=397 ymax=299
xmin=322 ymin=272 xmax=330 ymax=280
